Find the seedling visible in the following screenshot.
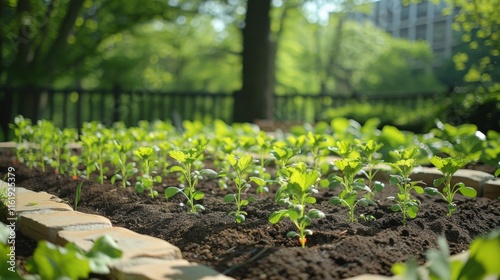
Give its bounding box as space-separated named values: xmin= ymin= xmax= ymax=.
xmin=110 ymin=141 xmax=137 ymax=188
xmin=387 ymin=148 xmax=425 ymax=226
xmin=321 ymin=157 xmax=375 ymax=222
xmin=355 ymin=139 xmax=385 ymax=198
xmin=269 ymin=162 xmax=325 ymax=248
xmin=165 ymin=145 xmax=217 ymax=214
xmin=8 ymin=115 xmax=32 ymax=165
xmin=134 ymin=147 xmax=162 ymax=198
xmin=271 ymin=145 xmax=301 ymax=175
xmin=75 ymin=181 xmax=83 ymax=210
xmin=220 ymin=154 xmax=265 ymax=223
xmin=392 ymin=229 xmax=500 ymax=280
xmin=424 ymin=156 xmax=477 ymax=216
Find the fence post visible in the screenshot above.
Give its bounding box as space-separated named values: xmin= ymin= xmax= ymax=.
xmin=113 ymin=84 xmax=121 ymax=123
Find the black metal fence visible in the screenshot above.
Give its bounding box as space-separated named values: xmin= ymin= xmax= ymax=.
xmin=1 ymin=86 xmax=444 ymax=136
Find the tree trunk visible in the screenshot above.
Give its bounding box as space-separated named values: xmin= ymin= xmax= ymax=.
xmin=232 ymin=0 xmax=272 ymax=123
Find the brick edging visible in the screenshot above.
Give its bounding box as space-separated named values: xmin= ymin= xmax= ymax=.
xmin=0 ymin=181 xmax=233 ymax=280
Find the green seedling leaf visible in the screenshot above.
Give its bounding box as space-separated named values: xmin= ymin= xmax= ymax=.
xmin=495 ymin=168 xmax=500 ymax=177
xmin=329 ymin=196 xmax=341 ymax=205
xmin=459 ymin=229 xmax=500 ymax=278
xmin=304 ymin=196 xmax=316 ymax=204
xmin=200 ymin=169 xmax=218 ymax=178
xmin=269 ymin=210 xmax=288 ymax=224
xmin=414 ymin=186 xmax=424 ymax=194
xmin=426 ymin=236 xmax=451 ymax=280
xmin=223 ymin=194 xmax=236 ymax=203
xmin=135 ymin=182 xmax=145 ymax=193
xmin=391 ymin=204 xmax=401 ymax=212
xmin=154 ymin=175 xmax=162 ymax=183
xmin=407 ymin=204 xmax=419 ymax=218
xmin=433 ymin=177 xmax=447 ymax=188
xmin=424 ymin=187 xmax=439 ymax=196
xmin=227 ymin=153 xmax=237 ymax=167
xmin=389 ymin=175 xmax=402 ymax=185
xmin=164 ymin=187 xmax=180 ymax=198
xmin=249 ymin=177 xmax=266 ymax=186
xmin=236 ymin=214 xmax=246 ymax=223
xmin=193 ymin=204 xmax=205 ymax=211
xmin=170 ymin=165 xmax=185 ymax=173
xmin=286 ymin=231 xmax=299 ymax=238
xmin=374 ymin=181 xmax=385 ymax=192
xmin=236 ymin=154 xmax=253 ymax=173
xmin=308 ymin=209 xmax=325 ymax=219
xmin=458 ymin=186 xmax=477 ymax=198
xmin=26 ymin=241 xmax=91 ymax=279
xmin=169 ymin=150 xmax=186 ymax=162
xmin=248 ymin=196 xmax=256 ymax=202
xmin=86 ymin=235 xmax=122 ymax=274
xmin=193 ymin=191 xmax=205 ymax=200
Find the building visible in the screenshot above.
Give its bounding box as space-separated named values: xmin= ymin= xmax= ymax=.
xmin=352 ymin=0 xmax=459 ymax=67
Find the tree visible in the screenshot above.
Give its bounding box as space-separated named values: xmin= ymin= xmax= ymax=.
xmin=232 ymin=0 xmax=273 ymax=123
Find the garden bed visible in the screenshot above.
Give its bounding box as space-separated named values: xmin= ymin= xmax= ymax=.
xmin=2 ymin=152 xmax=499 ymax=280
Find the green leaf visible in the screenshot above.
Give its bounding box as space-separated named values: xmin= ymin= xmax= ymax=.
xmin=407 ymin=204 xmax=419 ymax=218
xmin=193 ymin=204 xmax=205 ymax=211
xmin=459 ymin=229 xmax=500 ymax=278
xmin=308 ymin=209 xmax=325 ymax=219
xmin=389 ymin=175 xmax=402 ymax=185
xmin=154 ymin=175 xmax=162 ymax=183
xmin=135 ymin=183 xmax=145 ymax=193
xmin=249 ymin=177 xmax=266 ymax=186
xmin=391 ymin=204 xmax=401 ymax=212
xmin=374 ymin=181 xmax=385 ymax=192
xmin=495 ymin=168 xmax=500 ymax=177
xmin=86 ymin=235 xmax=122 ymax=274
xmin=169 ymin=150 xmax=186 ymax=162
xmin=236 ymin=214 xmax=246 ymax=223
xmin=27 ymin=241 xmax=91 ymax=279
xmin=223 ymin=194 xmax=236 ymax=203
xmin=193 ymin=191 xmax=205 ymax=200
xmin=286 ymin=231 xmax=299 ymax=238
xmin=304 ymin=196 xmax=316 ymax=204
xmin=433 ymin=177 xmax=447 ymax=188
xmin=226 ymin=154 xmax=237 ymax=167
xmin=329 ymin=196 xmax=341 ymax=205
xmin=170 ymin=165 xmax=185 ymax=173
xmin=458 ymin=186 xmax=477 ymax=198
xmin=237 ymin=154 xmax=253 ymax=173
xmin=269 ymin=210 xmax=287 ymax=224
xmin=426 ymin=236 xmax=451 ymax=280
xmin=200 ymin=169 xmax=218 ymax=178
xmin=413 ymin=186 xmax=424 ymax=194
xmin=164 ymin=187 xmax=180 ymax=198
xmin=424 ymin=187 xmax=439 ymax=196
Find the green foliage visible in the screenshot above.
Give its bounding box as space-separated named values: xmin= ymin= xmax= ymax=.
xmin=0 ymin=223 xmax=122 ymax=279
xmin=75 ymin=181 xmax=83 ymax=211
xmin=321 ymin=157 xmax=374 ymax=222
xmin=134 ymin=146 xmax=162 ymax=198
xmin=392 ymin=229 xmax=500 ymax=280
xmin=270 ymin=162 xmax=325 ymax=248
xmin=424 ymin=156 xmax=477 ymax=216
xmin=387 ymin=148 xmax=424 ymax=226
xmin=221 ymin=154 xmax=263 ymax=223
xmin=165 ymin=145 xmax=216 ymax=214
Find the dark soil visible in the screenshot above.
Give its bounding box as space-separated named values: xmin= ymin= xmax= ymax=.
xmin=1 ymin=151 xmax=500 ymax=280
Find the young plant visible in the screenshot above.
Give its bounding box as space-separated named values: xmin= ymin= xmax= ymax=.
xmin=424 ymin=156 xmax=477 ymax=216
xmin=221 ymin=154 xmax=266 ymax=223
xmin=8 ymin=115 xmax=32 ymax=165
xmin=392 ymin=229 xmax=500 ymax=280
xmin=271 ymin=145 xmax=301 ymax=177
xmin=33 ymin=120 xmax=55 ymax=172
xmin=321 ymin=157 xmax=374 ymax=222
xmin=134 ymin=147 xmax=162 ymax=198
xmin=269 ymin=162 xmax=325 ymax=248
xmin=110 ymin=141 xmax=137 ymax=188
xmin=355 ymin=139 xmax=385 ymax=198
xmin=80 ymin=134 xmax=98 ymax=181
xmin=165 ymin=145 xmax=216 ymax=214
xmin=68 ymin=155 xmax=81 ymax=180
xmin=50 ymin=128 xmax=77 ymax=175
xmin=75 ymin=181 xmax=83 ymax=210
xmin=388 ymin=148 xmax=425 ymax=226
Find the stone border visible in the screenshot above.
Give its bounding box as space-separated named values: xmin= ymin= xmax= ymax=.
xmin=0 ymin=181 xmax=233 ymax=280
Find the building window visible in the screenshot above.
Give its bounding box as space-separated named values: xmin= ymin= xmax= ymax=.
xmin=417 ymin=2 xmax=428 ymax=18
xmin=401 ymin=6 xmax=409 ymax=21
xmin=416 ymin=24 xmax=427 ymax=40
xmin=433 ymin=21 xmax=446 ymax=44
xmin=400 ymin=27 xmax=409 ymax=38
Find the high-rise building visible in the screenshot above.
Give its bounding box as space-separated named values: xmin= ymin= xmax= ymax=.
xmin=352 ymin=0 xmax=460 ymax=67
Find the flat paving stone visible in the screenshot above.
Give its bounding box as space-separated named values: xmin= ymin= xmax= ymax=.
xmin=110 ymin=259 xmax=234 ymax=280
xmin=57 ymin=227 xmax=182 ymax=260
xmin=20 ymin=211 xmax=112 ymax=243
